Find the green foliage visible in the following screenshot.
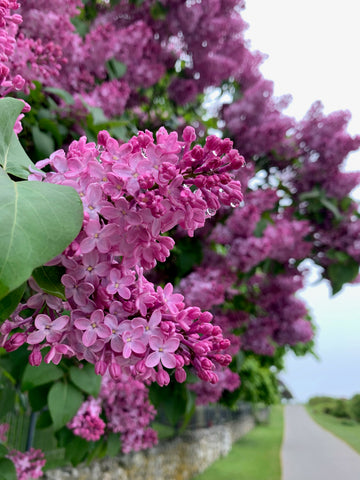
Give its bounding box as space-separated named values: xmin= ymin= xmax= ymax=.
xmin=44 ymin=87 xmax=75 ymax=105
xmin=308 ymin=396 xmax=335 ymax=406
xmin=0 ymin=99 xmax=84 ymax=304
xmin=48 ymin=381 xmax=84 ymax=431
xmin=149 ymin=381 xmax=196 ymax=432
xmin=0 ymin=98 xmax=37 ymax=179
xmin=327 ymin=254 xmax=359 ymax=295
xmin=21 ymin=363 xmax=64 ymax=391
xmin=331 ymin=399 xmax=351 ymax=419
xmin=0 ymin=458 xmax=17 ymax=480
xmin=105 ymin=58 xmax=127 ymax=80
xmin=0 ymin=283 xmax=26 ymax=322
xmin=69 ymin=364 xmax=102 ymax=398
xmin=350 ymin=394 xmax=360 ymax=422
xmin=222 ymin=356 xmax=279 ymax=407
xmin=32 ymin=266 xmax=66 ymax=300
xmin=0 ymin=173 xmax=83 ymax=300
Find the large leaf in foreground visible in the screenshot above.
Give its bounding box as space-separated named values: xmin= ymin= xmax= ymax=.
xmin=0 ymin=173 xmax=83 ymax=300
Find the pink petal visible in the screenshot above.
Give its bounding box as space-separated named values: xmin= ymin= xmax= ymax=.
xmin=131 ymin=339 xmax=146 ymax=354
xmin=82 ymin=329 xmax=97 ymax=347
xmin=161 ymin=352 xmax=177 ymax=369
xmin=52 ymin=315 xmax=69 ymax=330
xmin=164 ymin=337 xmax=180 ymax=352
xmin=118 ymin=285 xmax=131 ymax=300
xmin=90 ymin=309 xmax=104 ymax=324
xmin=79 ymin=237 xmax=96 ymax=254
xmin=27 ymin=330 xmax=46 ymax=344
xmin=149 ymin=335 xmax=164 ymax=350
xmin=34 ymin=314 xmax=51 ymax=330
xmin=46 ymin=331 xmax=62 ymax=343
xmin=74 ymin=318 xmax=90 ymax=330
xmin=122 ymin=343 xmax=132 ymax=359
xmin=96 ymin=324 xmax=112 ymax=339
xmin=149 ymin=310 xmax=161 ymax=328
xmin=111 ymin=336 xmax=123 ymax=352
xmin=145 ymin=351 xmax=160 ymax=368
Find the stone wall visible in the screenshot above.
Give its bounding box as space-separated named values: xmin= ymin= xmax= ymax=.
xmin=44 ymin=407 xmax=269 ymax=480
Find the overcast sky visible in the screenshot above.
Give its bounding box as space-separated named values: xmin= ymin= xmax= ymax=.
xmin=243 ymin=0 xmax=360 ymax=402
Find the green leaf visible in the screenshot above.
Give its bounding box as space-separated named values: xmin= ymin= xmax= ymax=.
xmin=320 ymin=197 xmax=342 ymax=220
xmin=38 ymin=118 xmax=63 ymax=146
xmin=22 ymin=363 xmax=64 ymax=391
xmin=44 ymin=87 xmax=75 ymax=105
xmin=149 ymin=382 xmax=189 ymax=428
xmin=69 ymin=364 xmax=102 ymax=397
xmin=32 ymin=125 xmax=55 ymax=159
xmin=28 ymin=385 xmax=51 ymax=411
xmin=0 ymin=175 xmax=83 ymax=300
xmin=299 ymin=189 xmax=321 ymax=201
xmin=0 ymin=378 xmax=16 ymax=416
xmin=0 ymin=98 xmax=38 ymax=179
xmin=106 ymin=58 xmax=127 ymax=80
xmin=150 ymin=1 xmax=167 ymax=19
xmin=36 ymin=411 xmax=53 ymax=429
xmin=64 ymin=435 xmax=90 ymax=466
xmin=88 ymin=106 xmax=108 ymax=125
xmin=32 ymin=266 xmax=66 ymax=300
xmin=253 ymin=218 xmax=268 ymax=238
xmin=48 ymin=382 xmax=83 ymax=430
xmin=0 ymin=445 xmax=7 ymax=456
xmin=328 ymin=257 xmax=359 ymax=295
xmin=0 ymin=282 xmax=25 ymax=321
xmin=105 ymin=432 xmax=121 ymax=457
xmin=0 ymin=458 xmax=17 ymax=480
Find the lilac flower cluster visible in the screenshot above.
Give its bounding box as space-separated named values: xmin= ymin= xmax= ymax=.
xmin=68 ymin=373 xmax=158 ymax=453
xmin=1 ymin=126 xmax=244 ymax=386
xmin=67 ymin=397 xmax=105 ymax=442
xmin=6 ymin=448 xmax=45 ymax=480
xmin=177 ymin=179 xmax=314 ymax=400
xmin=189 ymin=367 xmax=241 ymax=406
xmin=100 ymin=374 xmax=157 ymax=453
xmin=0 ymin=0 xmax=25 ymax=97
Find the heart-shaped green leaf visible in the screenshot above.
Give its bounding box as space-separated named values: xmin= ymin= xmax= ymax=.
xmin=0 ymin=173 xmax=83 ymax=300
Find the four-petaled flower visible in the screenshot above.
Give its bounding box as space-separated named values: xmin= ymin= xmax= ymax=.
xmin=122 ymin=326 xmax=146 ymax=358
xmin=74 ymin=310 xmax=112 ymax=347
xmin=145 ymin=335 xmax=180 ymax=369
xmin=106 ymin=269 xmax=134 ymax=299
xmin=27 ymin=314 xmax=69 ymax=345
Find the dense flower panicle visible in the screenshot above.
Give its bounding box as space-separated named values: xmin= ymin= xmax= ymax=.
xmin=99 ymin=374 xmax=158 ymax=453
xmin=189 ymin=368 xmax=241 ymax=406
xmin=6 ymin=448 xmax=46 ymax=480
xmin=264 ymin=217 xmax=312 ymax=263
xmin=223 ymin=79 xmax=294 ymax=159
xmin=0 ymin=0 xmax=25 ymax=97
xmin=2 ymin=127 xmax=243 ymax=386
xmin=67 ymin=397 xmax=105 ymax=441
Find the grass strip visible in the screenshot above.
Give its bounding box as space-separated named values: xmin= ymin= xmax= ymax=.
xmin=192 ymin=405 xmax=283 ymax=480
xmin=306 ymin=405 xmax=360 ymax=454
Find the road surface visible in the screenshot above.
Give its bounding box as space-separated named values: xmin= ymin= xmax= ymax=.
xmin=282 ymin=404 xmax=360 ymax=480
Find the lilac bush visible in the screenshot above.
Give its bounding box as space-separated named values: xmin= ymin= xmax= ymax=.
xmin=0 ymin=0 xmax=359 ymax=477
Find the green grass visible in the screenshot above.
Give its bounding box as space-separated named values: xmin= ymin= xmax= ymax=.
xmin=192 ymin=405 xmax=283 ymax=480
xmin=306 ymin=405 xmax=360 ymax=454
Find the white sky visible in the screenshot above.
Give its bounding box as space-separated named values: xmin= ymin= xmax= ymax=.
xmin=243 ymin=0 xmax=360 ymax=402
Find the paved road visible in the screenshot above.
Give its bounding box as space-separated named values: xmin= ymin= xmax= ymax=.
xmin=282 ymin=404 xmax=360 ymax=480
